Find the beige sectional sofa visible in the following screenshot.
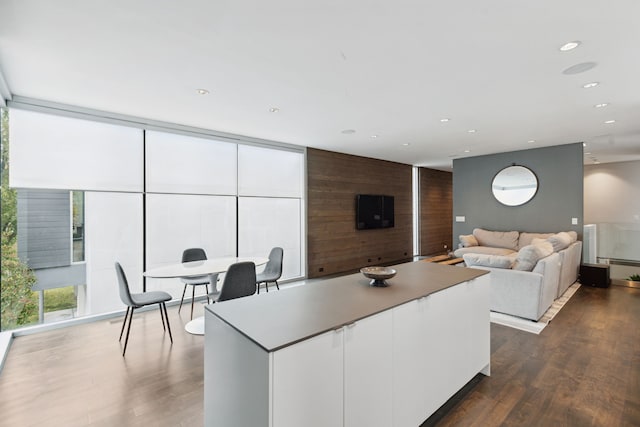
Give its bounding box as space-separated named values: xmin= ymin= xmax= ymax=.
xmin=454 ymin=228 xmax=582 ymax=321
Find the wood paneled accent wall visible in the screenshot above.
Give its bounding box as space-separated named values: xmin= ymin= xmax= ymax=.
xmin=307 ymin=148 xmax=413 ymax=278
xmin=419 ymin=167 xmax=452 ymax=256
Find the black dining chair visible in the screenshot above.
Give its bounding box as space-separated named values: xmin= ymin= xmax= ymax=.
xmin=115 ymin=262 xmax=173 ymax=356
xmin=179 ymin=248 xmax=219 ymax=320
xmin=209 ymin=262 xmax=257 ymax=303
xmin=256 ymin=247 xmax=283 ymax=293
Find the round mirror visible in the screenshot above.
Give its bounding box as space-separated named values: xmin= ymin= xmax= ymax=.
xmin=492 ymin=165 xmax=538 ymax=206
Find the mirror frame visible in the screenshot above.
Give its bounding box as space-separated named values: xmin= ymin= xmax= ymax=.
xmin=491 ymin=165 xmax=538 ymax=207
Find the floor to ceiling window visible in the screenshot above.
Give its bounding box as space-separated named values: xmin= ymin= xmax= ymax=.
xmin=0 ymin=106 xmax=306 ymax=331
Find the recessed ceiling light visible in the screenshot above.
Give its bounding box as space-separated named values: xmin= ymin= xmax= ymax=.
xmin=604 ymin=120 xmax=616 ymax=124
xmin=527 ymin=140 xmax=535 ymax=144
xmin=467 ymin=129 xmax=477 ymax=133
xmin=371 ymin=135 xmax=378 ymax=139
xmin=341 ymin=129 xmax=356 ymax=134
xmin=440 ymin=118 xmax=451 ymax=123
xmin=196 ymin=88 xmax=210 ymax=95
xmin=463 ymin=149 xmax=471 ymax=153
xmin=559 ymin=41 xmax=581 ymax=51
xmin=594 ymin=103 xmax=609 ymax=108
xmin=563 ymin=62 xmax=597 ymax=75
xmin=402 ymin=143 xmax=410 ymax=146
xmin=269 ymin=107 xmax=280 ymax=113
xmin=582 ymin=82 xmax=599 ymax=89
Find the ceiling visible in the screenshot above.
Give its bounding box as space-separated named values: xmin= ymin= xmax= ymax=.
xmin=1 ymin=0 xmax=639 ymax=170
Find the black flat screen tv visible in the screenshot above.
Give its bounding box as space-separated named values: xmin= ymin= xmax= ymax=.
xmin=356 ymin=194 xmax=394 ymax=230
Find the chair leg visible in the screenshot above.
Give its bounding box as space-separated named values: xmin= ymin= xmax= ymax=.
xmin=119 ymin=306 xmax=130 ymax=341
xmin=257 ymin=282 xmax=260 ymax=294
xmin=190 ymin=285 xmax=196 ymax=320
xmin=161 ymin=303 xmax=173 ymax=343
xmin=122 ymin=307 xmax=135 ymax=356
xmin=160 ymin=304 xmax=166 ymax=331
xmin=275 ymin=280 xmax=280 ymax=290
xmin=265 ymin=281 xmax=269 ymax=292
xmin=178 ymin=284 xmax=188 ymax=313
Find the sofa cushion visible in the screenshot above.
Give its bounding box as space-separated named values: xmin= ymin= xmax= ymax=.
xmin=473 ymin=228 xmax=519 ymax=250
xmin=454 ymin=246 xmax=517 ymax=257
xmin=518 ymin=232 xmax=554 ymax=249
xmin=463 ymin=253 xmax=514 ymax=269
xmin=548 ymin=232 xmax=572 ymax=252
xmin=513 ymin=241 xmax=554 ymax=271
xmin=567 ymin=230 xmax=578 ymax=243
xmin=459 ymin=234 xmax=479 ymax=247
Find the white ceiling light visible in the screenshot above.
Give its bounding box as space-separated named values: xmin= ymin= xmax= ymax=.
xmin=527 ymin=140 xmax=535 ymax=143
xmin=402 ymin=143 xmax=410 ymax=146
xmin=467 ymin=129 xmax=477 ymax=133
xmin=371 ymin=135 xmax=378 ymax=139
xmin=196 ymin=88 xmax=209 ymax=95
xmin=559 ymin=41 xmax=581 ymax=51
xmin=341 ymin=129 xmax=356 ymax=134
xmin=604 ymin=120 xmax=616 ymax=124
xmin=463 ymin=149 xmax=470 ymax=153
xmin=439 ymin=118 xmax=451 ymax=123
xmin=269 ymin=107 xmax=280 ymax=113
xmin=582 ymin=82 xmax=599 ymax=89
xmin=594 ymin=103 xmax=609 ymax=108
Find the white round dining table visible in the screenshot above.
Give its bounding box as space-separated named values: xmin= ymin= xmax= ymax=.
xmin=144 ymin=256 xmax=269 ymax=335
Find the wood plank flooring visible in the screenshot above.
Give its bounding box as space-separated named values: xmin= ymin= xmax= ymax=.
xmin=1 ymin=285 xmax=638 ymax=427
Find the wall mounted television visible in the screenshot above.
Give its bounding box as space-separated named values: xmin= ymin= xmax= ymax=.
xmin=356 ymin=194 xmax=394 ymax=230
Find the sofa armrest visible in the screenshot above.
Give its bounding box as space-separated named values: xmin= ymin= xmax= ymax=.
xmin=469 ymin=252 xmax=561 ymax=321
xmin=557 ymin=241 xmax=582 ymax=298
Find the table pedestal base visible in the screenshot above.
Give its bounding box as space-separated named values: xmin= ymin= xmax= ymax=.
xmin=185 ymin=316 xmax=205 ymax=335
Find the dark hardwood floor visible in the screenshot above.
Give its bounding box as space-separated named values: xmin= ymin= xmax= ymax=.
xmin=1 ymin=285 xmax=638 ymax=427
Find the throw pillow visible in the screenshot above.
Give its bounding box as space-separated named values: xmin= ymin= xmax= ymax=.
xmin=473 ymin=228 xmax=519 ymax=250
xmin=512 ymin=241 xmax=554 ymax=271
xmin=548 ymin=232 xmax=572 ymax=251
xmin=567 ymin=231 xmax=578 ymax=243
xmin=459 ymin=234 xmax=479 ymax=247
xmin=518 ymin=232 xmax=554 ymax=248
xmin=463 ymin=253 xmax=514 ymax=269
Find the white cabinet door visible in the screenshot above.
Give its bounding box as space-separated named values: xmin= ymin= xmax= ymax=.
xmin=272 ymin=329 xmax=344 ymax=427
xmin=462 ymin=276 xmax=491 ymax=375
xmin=392 ymin=299 xmax=430 ymax=426
xmin=344 ymin=310 xmax=393 ymax=427
xmin=393 ymin=278 xmax=491 ymax=426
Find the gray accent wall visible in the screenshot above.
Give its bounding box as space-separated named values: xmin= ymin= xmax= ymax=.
xmin=453 ymin=143 xmax=583 ymax=243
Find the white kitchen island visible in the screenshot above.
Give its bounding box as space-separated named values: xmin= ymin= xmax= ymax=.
xmin=204 ymin=260 xmax=490 ymax=427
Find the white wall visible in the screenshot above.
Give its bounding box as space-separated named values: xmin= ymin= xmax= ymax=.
xmin=584 ymin=160 xmax=640 ymax=262
xmin=584 ymin=160 xmax=640 ymax=224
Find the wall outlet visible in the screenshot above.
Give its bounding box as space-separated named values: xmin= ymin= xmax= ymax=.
xmin=571 ymin=217 xmax=578 ymax=225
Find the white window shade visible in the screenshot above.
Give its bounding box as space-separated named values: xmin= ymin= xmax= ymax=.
xmin=84 ymin=192 xmax=143 ymax=315
xmin=9 ymin=109 xmax=143 ymax=191
xmin=145 ymin=131 xmax=237 ymax=195
xmin=238 ymin=145 xmax=304 ymax=197
xmin=238 ymin=197 xmax=302 ymax=280
xmin=145 ymin=194 xmax=237 ymax=298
